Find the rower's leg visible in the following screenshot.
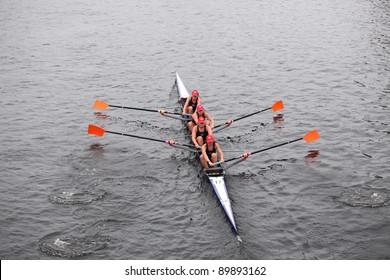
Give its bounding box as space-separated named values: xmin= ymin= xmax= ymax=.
xmin=187 ymin=121 xmax=195 ymax=132
xmin=196 ymin=136 xmax=204 ymax=146
xmin=187 ymin=106 xmax=194 ymax=114
xmin=199 ymin=154 xmax=209 ymax=169
xmin=210 ymin=153 xmax=218 ymax=164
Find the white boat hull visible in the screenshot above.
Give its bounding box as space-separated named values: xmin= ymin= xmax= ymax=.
xmin=175 ymin=72 xmax=238 ymax=234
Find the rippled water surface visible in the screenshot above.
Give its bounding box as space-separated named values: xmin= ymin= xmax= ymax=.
xmin=1 ymin=0 xmax=389 ymax=259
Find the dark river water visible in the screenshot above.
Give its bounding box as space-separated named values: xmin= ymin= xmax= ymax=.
xmin=1 ymin=0 xmax=389 ymax=260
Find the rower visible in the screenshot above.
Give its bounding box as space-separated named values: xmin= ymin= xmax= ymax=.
xmin=191 ymin=116 xmax=213 ymax=149
xmin=182 ymin=90 xmax=202 ymax=115
xmin=188 ymin=105 xmax=215 ymax=132
xmin=200 ymin=135 xmax=224 ymax=168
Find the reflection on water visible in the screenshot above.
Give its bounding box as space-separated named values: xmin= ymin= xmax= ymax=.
xmin=305 ymin=150 xmax=320 ymax=159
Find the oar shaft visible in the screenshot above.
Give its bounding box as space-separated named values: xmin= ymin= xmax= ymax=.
xmin=224 ymin=158 xmax=246 ymax=170
xmin=224 ymin=137 xmax=303 ymax=163
xmin=106 ymin=130 xmax=196 ymax=149
xmin=109 ymin=105 xmax=184 ymax=116
xmin=232 ymin=107 xmax=271 ymax=123
xmin=173 ymin=146 xmax=199 ymax=153
xmin=214 ymin=107 xmax=271 ymax=129
xmin=163 ymin=114 xmax=188 ymax=121
xmin=108 ymin=105 xmax=157 ymax=113
xmin=251 ymin=138 xmax=302 ymax=156
xmin=213 ymin=124 xmax=229 ymax=133
xmin=106 ymin=130 xmax=165 ymax=143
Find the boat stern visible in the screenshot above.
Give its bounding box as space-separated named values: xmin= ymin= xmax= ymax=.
xmin=207 ymin=174 xmax=238 ymax=234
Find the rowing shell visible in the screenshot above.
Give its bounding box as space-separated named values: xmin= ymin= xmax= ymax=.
xmin=175 ymin=72 xmax=239 ymax=235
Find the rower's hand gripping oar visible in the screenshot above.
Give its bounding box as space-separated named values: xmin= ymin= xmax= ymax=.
xmin=88 ymin=124 xmax=199 ymax=153
xmin=214 ymin=130 xmax=320 ymax=169
xmin=93 ymin=100 xmax=192 ymax=119
xmin=213 ymin=100 xmax=284 ymax=133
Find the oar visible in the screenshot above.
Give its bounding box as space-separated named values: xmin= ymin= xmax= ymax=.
xmin=88 ymin=124 xmax=198 ymax=152
xmin=214 ymin=130 xmax=320 ymax=167
xmin=93 ymin=100 xmax=192 ymax=117
xmin=213 ymin=100 xmax=284 ymax=133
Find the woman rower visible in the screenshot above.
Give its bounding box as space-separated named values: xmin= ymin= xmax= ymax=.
xmin=182 ymin=90 xmax=202 ymax=115
xmin=191 ymin=116 xmax=213 ymax=149
xmin=200 ymin=135 xmax=224 ymax=169
xmin=188 ymin=105 xmax=215 ymax=132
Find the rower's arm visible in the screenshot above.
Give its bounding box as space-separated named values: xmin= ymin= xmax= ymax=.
xmin=202 ymin=145 xmax=211 ymax=164
xmin=192 ymin=112 xmax=198 ymax=124
xmin=206 ymin=112 xmax=215 ymax=128
xmin=182 ymin=97 xmax=190 ymax=114
xmin=191 ymin=126 xmax=199 ymax=147
xmin=207 ymin=125 xmax=213 ymax=136
xmin=216 ymin=143 xmax=224 ymax=162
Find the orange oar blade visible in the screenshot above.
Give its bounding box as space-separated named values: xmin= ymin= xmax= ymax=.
xmin=88 ymin=125 xmax=106 ymax=136
xmin=272 ymin=100 xmax=284 ymax=112
xmin=303 ymin=130 xmax=320 ymax=142
xmin=93 ymin=100 xmax=109 ymax=110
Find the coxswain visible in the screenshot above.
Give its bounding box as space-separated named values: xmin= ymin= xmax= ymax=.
xmin=200 ymin=135 xmax=224 ymax=168
xmin=191 ymin=116 xmax=213 ymax=149
xmin=182 ymin=90 xmax=202 ymax=115
xmin=188 ymin=105 xmax=215 ymax=132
